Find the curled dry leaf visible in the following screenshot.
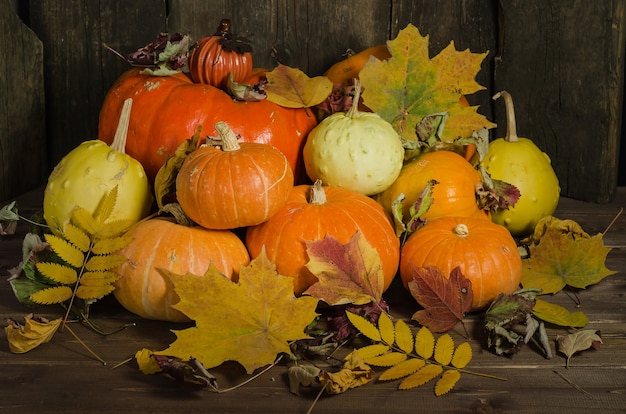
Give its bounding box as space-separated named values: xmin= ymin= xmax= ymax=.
xmin=5 ymin=314 xmax=62 ymax=353
xmin=556 ymin=330 xmax=602 ymax=368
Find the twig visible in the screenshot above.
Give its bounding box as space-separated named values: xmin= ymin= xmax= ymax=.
xmin=216 ymin=355 xmax=284 ymax=393
xmin=307 ymin=381 xmax=329 ymax=414
xmin=63 ymin=323 xmax=107 ymax=365
xmin=553 ymin=370 xmax=593 ymax=399
xmin=602 ymin=207 xmax=623 ymax=236
xmin=111 ymin=356 xmax=134 ymax=369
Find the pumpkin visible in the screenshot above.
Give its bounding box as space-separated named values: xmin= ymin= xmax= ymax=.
xmin=176 ymin=122 xmax=294 ymax=230
xmin=98 ymin=68 xmax=317 ymax=184
xmin=376 ymin=150 xmax=488 ymax=222
xmin=114 ymin=217 xmax=250 ymax=322
xmin=245 ymin=180 xmax=400 ymax=295
xmin=302 ymin=80 xmax=404 ymax=196
xmin=482 ymin=91 xmax=560 ymax=236
xmin=188 ymin=18 xmax=253 ymax=89
xmin=324 ymin=45 xmax=392 ymax=85
xmin=400 ymin=216 xmax=522 ymax=310
xmin=43 ymin=98 xmax=152 ymax=236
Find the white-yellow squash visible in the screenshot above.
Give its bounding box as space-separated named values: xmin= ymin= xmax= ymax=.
xmin=43 ymin=98 xmax=153 ymax=235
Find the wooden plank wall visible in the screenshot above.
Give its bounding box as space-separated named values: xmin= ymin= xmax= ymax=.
xmin=1 ymin=0 xmax=625 ymax=203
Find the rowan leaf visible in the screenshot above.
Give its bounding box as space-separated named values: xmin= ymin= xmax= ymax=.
xmin=408 ymin=266 xmax=473 ymax=332
xmin=35 ymin=262 xmax=77 ymax=285
xmin=378 ymin=312 xmax=395 ymax=345
xmin=451 ymin=342 xmax=473 ymax=369
xmin=556 ymin=330 xmax=602 ymax=368
xmin=394 ymin=319 xmax=414 ymax=354
xmin=346 ymin=311 xmax=381 ymax=342
xmin=304 ymin=233 xmax=384 ymax=305
xmin=521 ymin=227 xmax=616 ymax=294
xmin=435 ymin=369 xmax=461 ymax=396
xmin=85 ymin=253 xmax=127 ymax=272
xmin=156 ymin=251 xmax=319 ymax=374
xmin=362 ymin=352 xmax=407 ymax=367
xmin=63 ymin=223 xmax=90 ymax=252
xmin=91 ymin=235 xmax=133 ymax=255
xmin=71 ymin=206 xmax=99 ymax=236
xmin=533 ymin=298 xmax=588 ymax=328
xmin=415 ymin=326 xmax=435 ymax=359
xmin=360 ymin=23 xmax=494 ymax=145
xmin=5 ymin=315 xmax=62 ymax=353
xmin=30 ymin=286 xmax=73 ymax=305
xmin=76 ymin=284 xmax=116 ymax=301
xmin=398 ymin=364 xmax=443 ymax=390
xmin=93 ymin=184 xmax=118 ymax=223
xmin=79 ymin=271 xmax=121 ymax=286
xmin=434 ymin=334 xmax=455 ymax=366
xmin=378 ymin=358 xmax=425 ymax=381
xmin=351 ymin=344 xmax=390 ymax=360
xmin=44 ymin=234 xmax=85 ymax=268
xmin=94 ymin=219 xmax=135 ymax=239
xmin=264 ymin=64 xmax=332 ymax=108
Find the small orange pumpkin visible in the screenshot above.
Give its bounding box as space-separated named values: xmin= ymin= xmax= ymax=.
xmin=114 ymin=217 xmax=251 ymax=322
xmin=245 ymin=180 xmax=400 ymax=295
xmin=176 ymin=122 xmax=294 ymax=230
xmin=400 ymin=216 xmax=522 ymax=310
xmin=188 ymin=18 xmax=253 ymax=89
xmin=376 ymin=150 xmax=488 ymax=221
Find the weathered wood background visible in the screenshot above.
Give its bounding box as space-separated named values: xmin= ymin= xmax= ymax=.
xmin=1 ymin=0 xmax=625 ymax=203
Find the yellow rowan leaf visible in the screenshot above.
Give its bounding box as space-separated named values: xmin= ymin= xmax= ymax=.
xmin=395 ymin=319 xmax=414 ymax=354
xmin=157 ymin=251 xmax=319 ymax=374
xmin=45 ymin=233 xmax=84 ymax=268
xmin=351 ymin=344 xmax=390 ymax=360
xmin=415 ymin=326 xmax=435 ymax=359
xmin=91 ymin=235 xmax=133 ymax=255
xmin=378 ymin=358 xmax=425 ymax=381
xmin=135 ymin=348 xmax=162 ymax=374
xmin=451 ymin=342 xmax=473 ymax=369
xmin=76 ymin=284 xmax=116 ymax=301
xmin=434 ymin=334 xmax=455 ymax=366
xmin=36 ymin=262 xmax=77 ymax=285
xmin=30 ymin=286 xmax=73 ymax=305
xmin=363 ymin=351 xmax=407 ymax=367
xmin=265 ymin=64 xmax=332 ymax=108
xmin=399 ymin=364 xmax=443 ymax=390
xmin=93 ymin=185 xmax=118 ymax=223
xmin=346 ymin=311 xmax=381 ymax=342
xmin=5 ymin=315 xmax=62 ymax=353
xmin=378 ymin=312 xmax=395 ymax=345
xmin=71 ymin=206 xmax=100 ymax=235
xmin=85 ymin=253 xmax=127 ymax=272
xmin=95 ymin=219 xmax=136 ymax=239
xmin=63 ymin=223 xmax=90 ymax=252
xmin=79 ymin=270 xmax=121 ymax=286
xmin=435 ymin=369 xmax=461 ymax=396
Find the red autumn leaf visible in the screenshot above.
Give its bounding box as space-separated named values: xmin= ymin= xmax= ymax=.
xmin=407 ymin=265 xmax=473 ymax=332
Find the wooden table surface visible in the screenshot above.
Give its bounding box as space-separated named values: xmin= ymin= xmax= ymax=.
xmin=1 ymin=187 xmax=625 ymax=414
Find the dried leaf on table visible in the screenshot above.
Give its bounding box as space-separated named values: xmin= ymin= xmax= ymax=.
xmin=5 ymin=314 xmax=62 ymax=353
xmin=556 ymin=330 xmax=602 ymax=368
xmin=319 ymin=352 xmax=374 ymax=394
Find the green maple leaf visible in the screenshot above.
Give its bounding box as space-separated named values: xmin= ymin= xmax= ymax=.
xmin=521 ymin=227 xmax=617 ymax=294
xmin=155 ymin=251 xmax=319 ymax=374
xmin=359 ymin=23 xmax=495 ymax=144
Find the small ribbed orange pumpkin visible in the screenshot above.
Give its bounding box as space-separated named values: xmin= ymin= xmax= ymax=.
xmin=245 ymin=180 xmax=400 ymax=296
xmin=176 ymin=121 xmax=294 ymax=230
xmin=114 ymin=217 xmax=250 ymax=322
xmin=188 ymin=18 xmax=253 ymax=89
xmin=377 ymin=150 xmax=488 ymax=221
xmin=400 ymin=216 xmax=522 ymax=310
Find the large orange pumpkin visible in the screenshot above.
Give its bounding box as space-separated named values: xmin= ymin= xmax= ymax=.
xmin=114 ymin=217 xmax=250 ymax=322
xmin=98 ymin=68 xmax=317 ymax=183
xmin=176 ymin=122 xmax=294 ymax=230
xmin=400 ymin=216 xmax=522 ymax=310
xmin=245 ymin=180 xmax=400 ymax=296
xmin=188 ymin=18 xmax=253 ymax=89
xmin=376 ymin=150 xmax=488 ymax=221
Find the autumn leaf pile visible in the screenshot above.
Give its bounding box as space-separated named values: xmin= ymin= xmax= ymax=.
xmin=1 ymin=22 xmax=616 ymax=406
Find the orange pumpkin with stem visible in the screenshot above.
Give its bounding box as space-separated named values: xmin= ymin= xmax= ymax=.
xmin=114 ymin=216 xmax=250 ymax=322
xmin=245 ymin=180 xmax=400 ymax=296
xmin=176 ymin=122 xmax=294 ymax=230
xmin=400 ymin=216 xmax=522 ymax=310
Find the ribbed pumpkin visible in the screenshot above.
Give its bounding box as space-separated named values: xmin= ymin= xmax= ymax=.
xmin=245 ymin=180 xmax=400 ymax=295
xmin=176 ymin=122 xmax=294 ymax=230
xmin=98 ymin=68 xmax=317 ymax=184
xmin=376 ymin=150 xmax=488 ymax=221
xmin=114 ymin=217 xmax=250 ymax=322
xmin=400 ymin=216 xmax=522 ymax=310
xmin=188 ymin=18 xmax=253 ymax=89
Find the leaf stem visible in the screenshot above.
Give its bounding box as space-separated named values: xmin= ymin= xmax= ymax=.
xmin=216 ymin=355 xmax=284 ymax=393
xmin=63 ymin=322 xmax=107 ymax=365
xmin=602 ymin=207 xmax=623 ymax=236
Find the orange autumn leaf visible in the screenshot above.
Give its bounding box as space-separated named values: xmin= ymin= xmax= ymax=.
xmin=359 ymin=23 xmax=495 ymax=144
xmin=156 ymin=250 xmax=319 ymax=374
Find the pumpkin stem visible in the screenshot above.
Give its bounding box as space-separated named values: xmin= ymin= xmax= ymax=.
xmin=214 ymin=121 xmax=241 ymax=152
xmin=214 ymin=18 xmax=232 ymax=36
xmin=493 ymin=91 xmax=519 ymax=143
xmin=110 ymin=98 xmax=132 ymax=154
xmin=453 ymin=223 xmax=470 ymax=237
xmin=347 ymin=79 xmax=363 ymax=118
xmin=309 ymin=179 xmax=327 ymax=205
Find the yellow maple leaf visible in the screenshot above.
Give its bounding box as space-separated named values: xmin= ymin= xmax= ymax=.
xmin=156 ymin=251 xmax=319 ymax=374
xmin=359 ymin=23 xmax=495 ymax=144
xmin=264 ymin=64 xmax=333 ymax=108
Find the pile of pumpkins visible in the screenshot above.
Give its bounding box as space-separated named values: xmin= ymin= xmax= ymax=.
xmin=42 ymin=22 xmax=561 ymax=322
